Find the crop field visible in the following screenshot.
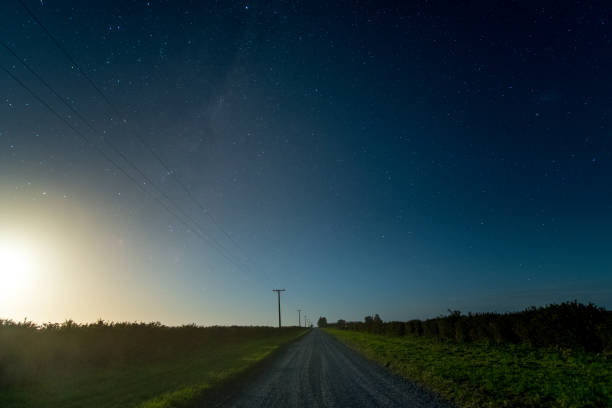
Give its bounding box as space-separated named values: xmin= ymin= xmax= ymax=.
xmin=0 ymin=320 xmax=306 ymax=408
xmin=326 ymin=328 xmax=611 ymax=408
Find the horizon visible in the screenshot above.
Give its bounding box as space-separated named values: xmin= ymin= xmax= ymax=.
xmin=2 ymin=299 xmax=608 ymax=329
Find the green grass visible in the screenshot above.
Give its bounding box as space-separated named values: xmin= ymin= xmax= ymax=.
xmin=325 ymin=328 xmax=612 ymax=408
xmin=0 ymin=323 xmax=306 ymax=408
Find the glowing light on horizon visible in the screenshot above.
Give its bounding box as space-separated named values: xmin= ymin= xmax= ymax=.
xmin=0 ymin=237 xmax=37 ymax=300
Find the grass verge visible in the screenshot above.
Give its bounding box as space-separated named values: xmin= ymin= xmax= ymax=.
xmin=0 ymin=324 xmax=307 ymax=408
xmin=324 ymin=328 xmax=611 ymax=408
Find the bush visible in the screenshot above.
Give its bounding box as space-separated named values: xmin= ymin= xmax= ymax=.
xmin=406 ymin=320 xmax=423 ymax=336
xmin=330 ymin=301 xmax=612 ymax=352
xmin=0 ymin=320 xmax=299 ymax=386
xmin=385 ymin=321 xmax=405 ymax=337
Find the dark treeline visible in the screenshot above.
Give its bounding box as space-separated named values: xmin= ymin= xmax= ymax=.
xmin=328 ymin=301 xmax=612 ymax=353
xmin=0 ymin=319 xmax=301 ymax=386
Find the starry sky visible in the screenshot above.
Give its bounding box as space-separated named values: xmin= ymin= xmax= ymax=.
xmin=1 ymin=0 xmax=611 ymax=325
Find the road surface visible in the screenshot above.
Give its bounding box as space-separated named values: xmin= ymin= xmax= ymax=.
xmin=213 ymin=328 xmax=454 ymax=408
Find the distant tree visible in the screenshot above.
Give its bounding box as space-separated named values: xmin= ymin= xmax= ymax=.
xmin=373 ymin=314 xmax=384 ymax=333
xmin=364 ymin=315 xmax=373 ymax=331
xmin=363 ymin=314 xmax=383 ymax=333
xmin=317 ymin=317 xmax=328 ymax=328
xmin=337 ymin=319 xmax=346 ymax=329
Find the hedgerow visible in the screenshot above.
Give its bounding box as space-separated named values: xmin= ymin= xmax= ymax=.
xmin=329 ymin=301 xmax=612 ymax=352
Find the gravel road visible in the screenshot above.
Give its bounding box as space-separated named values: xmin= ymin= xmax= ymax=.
xmin=215 ymin=328 xmax=454 ymax=408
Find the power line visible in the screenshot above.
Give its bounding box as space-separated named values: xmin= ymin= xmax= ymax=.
xmin=0 ymin=40 xmax=250 ymax=273
xmin=16 ymin=0 xmax=117 ymax=111
xmin=0 ymin=63 xmax=249 ymax=274
xmin=16 ymin=0 xmax=249 ymax=262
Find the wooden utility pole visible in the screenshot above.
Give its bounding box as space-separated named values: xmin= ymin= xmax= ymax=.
xmin=272 ymin=289 xmax=285 ymax=328
xmin=297 ymin=309 xmax=302 ymax=327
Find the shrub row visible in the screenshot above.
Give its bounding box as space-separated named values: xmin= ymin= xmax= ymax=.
xmin=0 ymin=320 xmax=300 ymax=385
xmin=330 ymin=301 xmax=612 ymax=353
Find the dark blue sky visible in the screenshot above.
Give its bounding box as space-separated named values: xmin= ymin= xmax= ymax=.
xmin=1 ymin=0 xmax=611 ymax=325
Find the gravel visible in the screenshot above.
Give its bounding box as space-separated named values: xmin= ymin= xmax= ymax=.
xmin=215 ymin=328 xmax=455 ymax=408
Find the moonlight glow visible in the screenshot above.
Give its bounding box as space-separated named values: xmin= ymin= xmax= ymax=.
xmin=0 ymin=239 xmax=36 ymax=296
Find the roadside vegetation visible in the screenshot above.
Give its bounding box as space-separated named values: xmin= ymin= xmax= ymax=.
xmin=324 ymin=301 xmax=612 ymax=408
xmin=0 ymin=320 xmax=306 ymax=408
xmin=330 ymin=302 xmax=612 ymax=353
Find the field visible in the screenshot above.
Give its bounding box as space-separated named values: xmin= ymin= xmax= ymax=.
xmin=0 ymin=320 xmax=306 ymax=408
xmin=325 ymin=328 xmax=612 ymax=408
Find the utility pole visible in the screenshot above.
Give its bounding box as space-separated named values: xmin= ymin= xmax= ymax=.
xmin=297 ymin=309 xmax=302 ymax=327
xmin=272 ymin=289 xmax=285 ymax=328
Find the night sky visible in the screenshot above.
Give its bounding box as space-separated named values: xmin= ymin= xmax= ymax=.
xmin=1 ymin=0 xmax=611 ymax=326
